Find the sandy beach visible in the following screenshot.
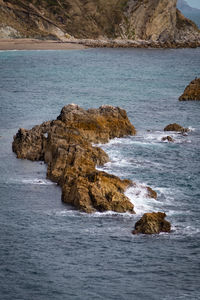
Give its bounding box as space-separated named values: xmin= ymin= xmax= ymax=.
xmin=1 ymin=38 xmax=200 ymax=50
xmin=0 ymin=38 xmax=87 ymax=50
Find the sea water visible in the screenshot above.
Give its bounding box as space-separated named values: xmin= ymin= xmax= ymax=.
xmin=0 ymin=48 xmax=200 ymax=299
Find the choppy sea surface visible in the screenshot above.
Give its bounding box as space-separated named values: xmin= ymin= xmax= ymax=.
xmin=0 ymin=48 xmax=200 ymax=299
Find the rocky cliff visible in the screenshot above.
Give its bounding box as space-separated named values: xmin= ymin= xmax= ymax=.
xmin=0 ymin=0 xmax=200 ymax=46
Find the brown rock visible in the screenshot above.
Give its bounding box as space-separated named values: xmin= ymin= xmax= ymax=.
xmin=12 ymin=121 xmax=51 ymax=160
xmin=162 ymin=136 xmax=174 ymax=142
xmin=179 ymin=78 xmax=200 ymax=101
xmin=164 ymin=123 xmax=188 ymax=133
xmin=57 ymin=104 xmax=136 ymax=143
xmin=146 ymin=186 xmax=157 ymax=199
xmin=132 ymin=212 xmax=171 ymax=234
xmin=62 ymin=171 xmax=134 ymax=213
xmin=13 ymin=104 xmax=138 ymax=213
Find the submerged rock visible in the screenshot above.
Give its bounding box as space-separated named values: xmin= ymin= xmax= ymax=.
xmin=162 ymin=136 xmax=174 ymax=142
xmin=13 ymin=104 xmax=144 ymax=213
xmin=164 ymin=123 xmax=188 ymax=133
xmin=179 ymin=78 xmax=200 ymax=101
xmin=132 ymin=212 xmax=171 ymax=234
xmin=146 ymin=186 xmax=157 ymax=199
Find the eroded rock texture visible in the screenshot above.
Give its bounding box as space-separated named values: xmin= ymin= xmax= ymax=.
xmin=132 ymin=212 xmax=171 ymax=234
xmin=13 ymin=104 xmax=146 ymax=213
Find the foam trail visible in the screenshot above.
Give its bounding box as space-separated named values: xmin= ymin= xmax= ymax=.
xmin=188 ymin=126 xmax=196 ymax=132
xmin=125 ymin=182 xmax=163 ymax=215
xmin=21 ymin=178 xmax=55 ymax=185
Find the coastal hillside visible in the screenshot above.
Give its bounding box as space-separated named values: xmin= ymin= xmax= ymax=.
xmin=0 ymin=0 xmax=200 ymax=44
xmin=177 ymin=0 xmax=200 ymax=28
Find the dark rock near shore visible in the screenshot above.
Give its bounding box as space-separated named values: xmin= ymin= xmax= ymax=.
xmin=179 ymin=78 xmax=200 ymax=101
xmin=13 ymin=104 xmax=148 ymax=213
xmin=164 ymin=123 xmax=189 ymax=133
xmin=132 ymin=212 xmax=171 ymax=234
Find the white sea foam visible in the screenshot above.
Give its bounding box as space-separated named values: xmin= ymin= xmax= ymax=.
xmin=97 ymin=133 xmax=188 ymax=218
xmin=100 ymin=157 xmax=131 ymax=169
xmin=138 ymin=129 xmax=196 ymax=145
xmin=125 ymin=182 xmax=163 ymax=215
xmin=152 ymin=186 xmax=173 ymax=198
xmin=95 ymin=131 xmax=184 ymax=149
xmin=171 ymin=224 xmax=200 ymax=237
xmin=21 ymin=178 xmax=55 ymax=185
xmin=144 ymin=131 xmax=167 ymax=141
xmin=54 ymin=209 xmax=79 ymax=217
xmin=90 ymin=210 xmax=136 ymax=218
xmin=182 ymin=225 xmax=200 ymax=236
xmin=143 ymin=130 xmax=188 ymax=145
xmin=54 ymin=208 xmax=135 ymax=219
xmin=94 ymin=136 xmax=137 ymax=149
xmin=188 ymin=126 xmax=196 ymax=132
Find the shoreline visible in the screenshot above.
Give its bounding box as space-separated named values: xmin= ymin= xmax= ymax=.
xmin=74 ymin=38 xmax=200 ymax=49
xmin=0 ymin=38 xmax=200 ymax=51
xmin=0 ymin=38 xmax=87 ymax=50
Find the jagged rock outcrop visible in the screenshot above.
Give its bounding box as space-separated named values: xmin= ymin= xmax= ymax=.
xmin=164 ymin=123 xmax=189 ymax=133
xmin=13 ymin=104 xmax=152 ymax=213
xmin=56 ymin=104 xmax=136 ymax=143
xmin=179 ymin=78 xmax=200 ymax=101
xmin=0 ymin=0 xmax=200 ymax=46
xmin=132 ymin=212 xmax=171 ymax=234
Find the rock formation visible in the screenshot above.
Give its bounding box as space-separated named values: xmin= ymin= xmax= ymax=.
xmin=13 ymin=104 xmax=155 ymax=213
xmin=164 ymin=123 xmax=189 ymax=133
xmin=132 ymin=212 xmax=171 ymax=234
xmin=162 ymin=136 xmax=174 ymax=142
xmin=179 ymin=78 xmax=200 ymax=101
xmin=124 ymin=0 xmax=177 ymax=41
xmin=0 ymin=0 xmax=200 ymax=47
